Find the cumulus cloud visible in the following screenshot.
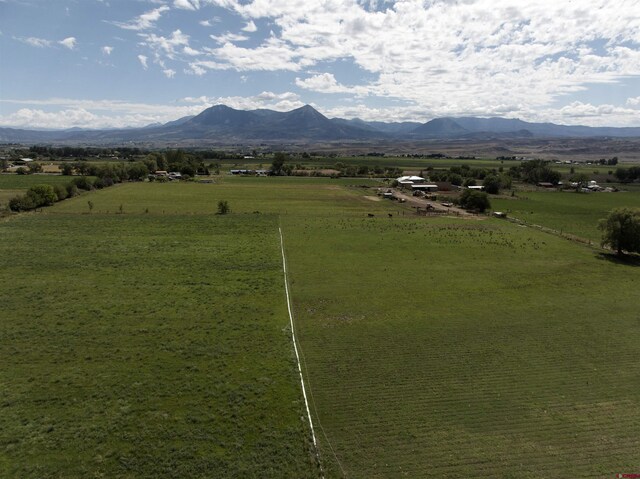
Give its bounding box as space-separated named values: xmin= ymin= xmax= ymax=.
xmin=139 ymin=29 xmax=191 ymax=60
xmin=19 ymin=36 xmax=53 ymax=48
xmin=0 ymin=99 xmax=208 ymax=129
xmin=59 ymin=37 xmax=77 ymax=49
xmin=199 ymin=17 xmax=220 ymax=27
xmin=178 ymin=91 xmax=303 ymax=111
xmin=138 ymin=54 xmax=148 ymax=69
xmin=209 ymin=32 xmax=249 ymax=43
xmin=184 ymin=0 xmax=640 ymax=125
xmin=173 ymin=0 xmax=200 ymax=10
xmin=0 ymin=93 xmax=305 ymax=129
xmin=113 ymin=6 xmax=169 ymax=31
xmin=295 ymin=73 xmax=367 ymax=95
xmin=163 ymin=68 xmax=176 ymax=78
xmin=242 ymin=20 xmax=257 ymax=32
xmin=183 ymin=46 xmax=201 ymax=56
xmin=102 ymin=45 xmax=113 ymax=55
xmin=627 ymin=96 xmax=640 ymax=107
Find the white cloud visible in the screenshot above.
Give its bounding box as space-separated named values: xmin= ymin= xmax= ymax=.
xmin=173 ymin=0 xmax=200 ymax=10
xmin=295 ymin=73 xmax=367 ymax=95
xmin=0 ymin=93 xmax=304 ymax=129
xmin=18 ymin=37 xmax=53 ymax=48
xmin=139 ymin=29 xmax=191 ymax=60
xmin=178 ymin=91 xmax=305 ymax=112
xmin=206 ymin=37 xmax=301 ymax=71
xmin=627 ymin=96 xmax=640 ymax=107
xmin=189 ymin=0 xmax=640 ymax=125
xmin=163 ymin=68 xmax=176 ymax=78
xmin=113 ymin=6 xmax=169 ymax=31
xmin=209 ymin=32 xmax=249 ymax=43
xmin=59 ymin=37 xmax=76 ymax=50
xmin=138 ymin=54 xmax=148 ymax=69
xmin=199 ymin=17 xmax=221 ymax=27
xmin=242 ymin=20 xmax=257 ymax=33
xmin=102 ymin=45 xmax=113 ymax=55
xmin=183 ymin=46 xmax=201 ymax=56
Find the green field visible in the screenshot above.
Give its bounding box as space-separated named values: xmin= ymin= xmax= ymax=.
xmin=284 ymin=214 xmax=640 ymax=477
xmin=0 ymin=173 xmax=76 ymax=189
xmin=0 ymin=210 xmax=318 ymax=477
xmin=2 ymin=177 xmax=639 ymax=478
xmin=0 ymin=174 xmax=79 ymax=209
xmin=492 ymin=189 xmax=640 ymax=241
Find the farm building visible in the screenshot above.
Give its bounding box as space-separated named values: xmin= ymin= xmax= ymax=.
xmin=467 ymin=185 xmax=485 ymax=191
xmin=14 ymin=158 xmax=35 ymax=165
xmin=411 ymin=184 xmax=439 ymax=192
xmin=396 ymin=175 xmax=426 ymax=189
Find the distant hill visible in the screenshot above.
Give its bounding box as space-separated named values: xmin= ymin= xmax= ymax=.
xmin=1 ymin=105 xmax=640 ymax=144
xmin=411 ymin=118 xmax=469 ymax=138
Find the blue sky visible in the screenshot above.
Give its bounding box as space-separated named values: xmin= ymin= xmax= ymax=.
xmin=1 ymin=0 xmax=639 ymax=129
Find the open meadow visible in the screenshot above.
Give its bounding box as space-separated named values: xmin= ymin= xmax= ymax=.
xmin=0 ymin=193 xmax=320 ymax=477
xmin=1 ymin=176 xmax=639 ymax=478
xmin=492 ymin=188 xmax=640 ymax=242
xmin=0 ymin=174 xmax=83 ymax=210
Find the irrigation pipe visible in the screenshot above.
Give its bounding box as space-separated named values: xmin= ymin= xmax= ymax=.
xmin=278 ymin=227 xmax=325 ymax=478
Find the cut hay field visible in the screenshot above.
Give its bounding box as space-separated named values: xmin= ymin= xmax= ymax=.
xmin=2 ymin=177 xmax=639 ymax=478
xmin=491 ymin=189 xmax=640 ymax=241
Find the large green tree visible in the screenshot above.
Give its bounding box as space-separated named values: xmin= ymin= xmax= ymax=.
xmin=458 ymin=189 xmax=491 ymax=212
xmin=599 ymin=208 xmax=640 ymax=256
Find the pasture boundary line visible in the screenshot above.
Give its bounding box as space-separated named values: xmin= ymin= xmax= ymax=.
xmin=503 ymin=215 xmax=601 ymax=249
xmin=278 ymin=226 xmax=325 ymax=479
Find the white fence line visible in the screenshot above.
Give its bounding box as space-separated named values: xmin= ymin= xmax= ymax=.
xmin=278 ymin=227 xmax=324 ymax=478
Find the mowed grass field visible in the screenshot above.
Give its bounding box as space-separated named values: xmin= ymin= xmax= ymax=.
xmin=0 ymin=202 xmax=319 ymax=476
xmin=492 ymin=189 xmax=640 ymax=241
xmin=2 ymin=177 xmax=640 ymax=478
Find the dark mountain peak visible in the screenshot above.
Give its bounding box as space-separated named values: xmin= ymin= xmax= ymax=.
xmin=412 ymin=117 xmax=468 ymax=137
xmin=187 ymin=104 xmax=260 ymax=128
xmin=289 ymin=104 xmax=326 ymax=119
xmin=278 ymin=105 xmax=331 ymax=128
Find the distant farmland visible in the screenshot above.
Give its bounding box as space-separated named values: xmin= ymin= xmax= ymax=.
xmin=1 ymin=177 xmax=639 ymax=478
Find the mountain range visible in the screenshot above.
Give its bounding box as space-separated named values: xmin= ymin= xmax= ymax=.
xmin=1 ymin=104 xmax=640 ymax=144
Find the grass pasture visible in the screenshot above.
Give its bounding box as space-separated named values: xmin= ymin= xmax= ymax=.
xmin=0 ymin=173 xmax=76 ymax=190
xmin=0 ymin=211 xmax=318 ymax=477
xmin=284 ymin=214 xmax=640 ymax=478
xmin=0 ymin=174 xmax=79 ymax=209
xmin=492 ymin=189 xmax=640 ymax=241
xmin=2 ymin=176 xmax=639 ymax=478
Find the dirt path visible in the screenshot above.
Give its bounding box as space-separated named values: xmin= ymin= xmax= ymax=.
xmin=388 ymin=189 xmax=475 ymax=217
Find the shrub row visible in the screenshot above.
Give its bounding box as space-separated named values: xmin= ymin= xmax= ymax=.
xmin=8 ymin=175 xmax=115 ymax=212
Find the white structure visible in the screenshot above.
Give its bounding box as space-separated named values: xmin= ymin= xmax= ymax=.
xmin=411 ymin=184 xmax=438 ymax=192
xmin=396 ymin=175 xmax=426 ymax=189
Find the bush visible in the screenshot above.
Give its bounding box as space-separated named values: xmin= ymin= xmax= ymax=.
xmin=26 ymin=184 xmax=57 ymax=207
xmin=66 ymin=184 xmax=79 ymax=197
xmin=217 ymin=200 xmax=230 ymax=215
xmin=72 ymin=176 xmax=94 ymax=191
xmin=54 ymin=184 xmax=68 ymax=201
xmin=9 ymin=195 xmax=36 ymax=211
